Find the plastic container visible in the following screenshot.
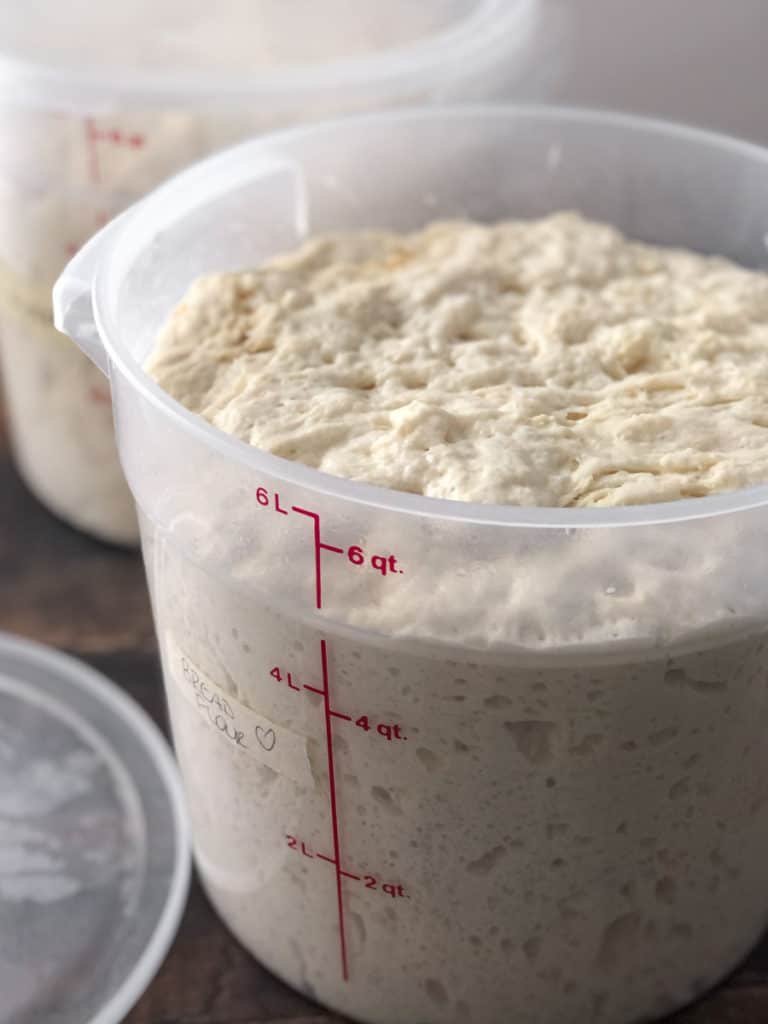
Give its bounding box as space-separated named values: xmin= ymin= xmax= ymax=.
xmin=0 ymin=630 xmax=190 ymax=1024
xmin=54 ymin=107 xmax=768 ymax=1024
xmin=0 ymin=0 xmax=536 ymax=546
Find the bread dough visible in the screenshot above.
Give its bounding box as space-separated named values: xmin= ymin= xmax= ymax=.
xmin=148 ymin=212 xmax=768 ymax=507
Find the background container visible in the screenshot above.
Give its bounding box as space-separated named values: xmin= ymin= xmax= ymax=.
xmin=55 ymin=107 xmax=768 ymax=1024
xmin=0 ymin=0 xmax=539 ymax=545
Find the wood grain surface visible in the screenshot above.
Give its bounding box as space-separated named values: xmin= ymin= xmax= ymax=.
xmin=1 ymin=401 xmax=767 ymax=1024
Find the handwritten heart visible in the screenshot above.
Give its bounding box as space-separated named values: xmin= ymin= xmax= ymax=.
xmin=254 ymin=725 xmax=276 ymax=752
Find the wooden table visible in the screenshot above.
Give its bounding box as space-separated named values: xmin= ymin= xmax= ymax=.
xmin=1 ymin=404 xmax=767 ymax=1024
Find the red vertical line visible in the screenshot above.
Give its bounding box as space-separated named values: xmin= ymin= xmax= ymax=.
xmin=291 ymin=507 xmax=323 ymax=609
xmin=292 ymin=506 xmax=347 ymax=977
xmin=312 ymin=514 xmax=323 ymax=610
xmin=321 ymin=637 xmax=349 ymax=982
xmin=84 ymin=117 xmax=101 ymax=184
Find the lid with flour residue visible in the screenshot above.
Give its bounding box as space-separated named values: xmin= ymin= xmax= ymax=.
xmin=0 ymin=631 xmax=190 ymax=1024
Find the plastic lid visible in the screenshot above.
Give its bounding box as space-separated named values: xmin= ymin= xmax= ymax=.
xmin=0 ymin=631 xmax=190 ymax=1024
xmin=0 ymin=0 xmax=535 ymax=110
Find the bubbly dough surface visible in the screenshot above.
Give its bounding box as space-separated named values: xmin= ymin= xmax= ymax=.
xmin=148 ymin=212 xmax=768 ymax=507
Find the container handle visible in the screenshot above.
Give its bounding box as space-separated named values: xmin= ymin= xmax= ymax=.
xmin=52 ymin=210 xmax=132 ymax=376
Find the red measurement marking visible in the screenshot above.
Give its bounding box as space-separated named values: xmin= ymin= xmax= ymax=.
xmin=89 ymin=385 xmax=111 ymax=406
xmin=348 ymin=547 xmax=403 ymax=576
xmin=270 ymin=666 xmax=302 ymax=691
xmin=320 ymin=637 xmax=349 ymax=981
xmin=257 ymin=487 xmax=404 ymax=580
xmin=287 ymin=835 xmax=409 ymax=899
xmin=291 ymin=506 xmax=324 ymax=610
xmin=272 ymin=665 xmax=408 ymax=743
xmin=256 ymin=486 xmax=290 ymax=514
xmin=84 ymin=118 xmax=101 ymax=184
xmin=275 ymin=492 xmax=289 ymax=515
xmin=84 ymin=122 xmax=146 ymax=186
xmin=259 ymin=490 xmax=409 ymax=982
xmin=90 ymin=127 xmax=146 ymax=148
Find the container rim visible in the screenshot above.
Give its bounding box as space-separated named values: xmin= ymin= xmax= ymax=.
xmin=93 ymin=103 xmax=768 ymax=531
xmin=0 ymin=0 xmax=530 ymax=111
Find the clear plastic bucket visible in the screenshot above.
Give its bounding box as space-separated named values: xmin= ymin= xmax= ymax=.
xmin=55 ymin=106 xmax=768 ymax=1024
xmin=0 ymin=0 xmax=534 ymax=545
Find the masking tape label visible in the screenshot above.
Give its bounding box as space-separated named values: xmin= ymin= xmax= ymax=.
xmin=166 ymin=637 xmax=313 ymax=787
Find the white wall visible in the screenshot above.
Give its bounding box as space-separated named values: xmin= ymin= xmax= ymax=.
xmin=522 ymin=0 xmax=768 ymax=143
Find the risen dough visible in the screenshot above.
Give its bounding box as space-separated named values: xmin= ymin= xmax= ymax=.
xmin=148 ymin=212 xmax=768 ymax=507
